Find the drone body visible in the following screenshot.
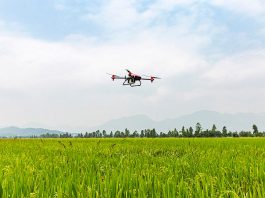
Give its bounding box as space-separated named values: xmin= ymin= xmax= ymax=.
xmin=108 ymin=69 xmax=161 ymax=87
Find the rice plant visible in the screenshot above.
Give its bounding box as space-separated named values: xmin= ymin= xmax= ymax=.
xmin=0 ymin=138 xmax=264 ymax=197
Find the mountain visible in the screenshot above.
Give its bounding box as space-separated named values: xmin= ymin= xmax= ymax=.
xmin=90 ymin=111 xmax=265 ymax=132
xmin=0 ymin=127 xmax=65 ymax=137
xmin=90 ymin=114 xmax=157 ymax=132
xmin=2 ymin=111 xmax=264 ymax=136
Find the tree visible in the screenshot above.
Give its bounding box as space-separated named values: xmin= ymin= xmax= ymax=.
xmin=188 ymin=127 xmax=193 ymax=137
xmin=160 ymin=132 xmax=167 ymax=137
xmin=167 ymin=130 xmax=172 ymax=137
xmin=145 ymin=129 xmax=151 ymax=138
xmin=40 ymin=133 xmax=59 ymax=138
xmin=114 ymin=131 xmax=121 ymax=138
xmin=232 ymin=132 xmax=239 ymax=137
xmin=181 ymin=126 xmax=186 ymax=137
xmin=239 ymin=131 xmax=252 ymax=137
xmin=211 ymin=124 xmax=217 ymax=132
xmin=76 ymin=133 xmax=83 ymax=138
xmin=120 ymin=132 xmax=125 ymax=137
xmin=222 ymin=126 xmax=227 ymax=137
xmin=173 ymin=128 xmax=179 ymax=137
xmin=210 ymin=124 xmax=217 ymax=137
xmin=140 ymin=130 xmax=144 ymax=138
xmin=132 ymin=130 xmax=139 ymax=137
xmin=110 ymin=131 xmax=113 ymax=138
xmin=92 ymin=132 xmax=96 ymax=137
xmin=253 ymin=124 xmax=258 ymax=136
xmin=195 ymin=123 xmax=202 ymax=137
xmin=202 ymin=129 xmax=209 ymax=137
xmin=102 ymin=130 xmax=107 ymax=138
xmin=150 ymin=128 xmax=157 ymax=137
xmin=186 ymin=129 xmax=192 ymax=137
xmin=60 ymin=132 xmax=72 ymax=138
xmin=168 ymin=128 xmax=179 ymax=137
xmin=227 ymin=131 xmax=232 ymax=137
xmin=125 ymin=128 xmax=130 ymax=137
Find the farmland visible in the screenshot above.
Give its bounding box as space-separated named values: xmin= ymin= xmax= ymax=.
xmin=0 ymin=138 xmax=265 ymax=197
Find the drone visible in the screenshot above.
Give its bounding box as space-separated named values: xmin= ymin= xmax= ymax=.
xmin=107 ymin=69 xmax=161 ymax=87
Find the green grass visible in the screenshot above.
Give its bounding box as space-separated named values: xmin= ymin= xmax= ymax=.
xmin=0 ymin=138 xmax=265 ymax=197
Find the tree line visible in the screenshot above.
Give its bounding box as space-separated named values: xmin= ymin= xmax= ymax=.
xmin=36 ymin=123 xmax=265 ymax=138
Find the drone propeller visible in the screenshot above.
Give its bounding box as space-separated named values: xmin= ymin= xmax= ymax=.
xmin=142 ymin=75 xmax=161 ymax=83
xmin=106 ymin=73 xmax=117 ymax=81
xmin=143 ymin=75 xmax=161 ymax=79
xmin=107 ymin=73 xmax=128 ymax=81
xmin=125 ymin=69 xmax=133 ymax=75
xmin=106 ymin=73 xmax=113 ymax=76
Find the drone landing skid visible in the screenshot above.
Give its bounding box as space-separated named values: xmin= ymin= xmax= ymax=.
xmin=123 ymin=79 xmax=141 ymax=87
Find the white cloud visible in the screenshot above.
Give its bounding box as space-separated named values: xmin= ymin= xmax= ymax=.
xmin=0 ymin=23 xmax=208 ymax=129
xmin=191 ymin=49 xmax=265 ymax=113
xmin=1 ymin=0 xmax=265 ymax=130
xmin=204 ymin=49 xmax=265 ymax=85
xmin=211 ymin=0 xmax=265 ymax=16
xmin=1 ymin=23 xmax=209 ymax=89
xmin=83 ymin=0 xmax=195 ymax=32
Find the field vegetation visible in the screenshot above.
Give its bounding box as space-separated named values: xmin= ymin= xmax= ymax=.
xmin=0 ymin=138 xmax=265 ymax=197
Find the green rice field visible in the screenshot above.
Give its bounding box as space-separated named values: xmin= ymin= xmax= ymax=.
xmin=0 ymin=138 xmax=265 ymax=197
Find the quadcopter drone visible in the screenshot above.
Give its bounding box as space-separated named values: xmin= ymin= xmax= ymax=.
xmin=107 ymin=69 xmax=161 ymax=87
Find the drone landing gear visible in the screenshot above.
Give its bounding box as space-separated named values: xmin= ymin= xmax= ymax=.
xmin=123 ymin=79 xmax=141 ymax=87
xmin=130 ymin=81 xmax=141 ymax=87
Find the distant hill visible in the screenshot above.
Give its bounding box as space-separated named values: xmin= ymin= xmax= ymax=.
xmin=90 ymin=114 xmax=157 ymax=132
xmin=1 ymin=111 xmax=265 ymax=136
xmin=90 ymin=111 xmax=265 ymax=132
xmin=0 ymin=127 xmax=65 ymax=137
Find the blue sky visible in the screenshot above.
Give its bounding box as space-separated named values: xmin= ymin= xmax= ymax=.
xmin=0 ymin=0 xmax=264 ymax=51
xmin=0 ymin=1 xmax=262 ymax=39
xmin=0 ymin=0 xmax=265 ymax=131
xmin=0 ymin=0 xmax=104 ymax=39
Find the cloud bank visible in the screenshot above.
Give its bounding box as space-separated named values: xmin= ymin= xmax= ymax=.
xmin=0 ymin=0 xmax=265 ymax=131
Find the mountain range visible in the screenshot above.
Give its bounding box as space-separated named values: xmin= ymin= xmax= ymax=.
xmin=0 ymin=127 xmax=65 ymax=137
xmin=1 ymin=110 xmax=265 ymax=137
xmin=90 ymin=110 xmax=265 ymax=132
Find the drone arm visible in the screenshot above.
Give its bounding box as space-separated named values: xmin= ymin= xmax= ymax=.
xmin=114 ymin=76 xmax=126 ymax=79
xmin=107 ymin=73 xmax=126 ymax=80
xmin=141 ymin=77 xmax=161 ymax=83
xmin=141 ymin=78 xmax=152 ymax=80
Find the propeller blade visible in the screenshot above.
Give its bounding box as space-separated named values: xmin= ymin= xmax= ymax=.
xmin=107 ymin=73 xmax=117 ymax=81
xmin=143 ymin=75 xmax=161 ymax=79
xmin=126 ymin=69 xmax=132 ymax=74
xmin=107 ymin=73 xmax=113 ymax=76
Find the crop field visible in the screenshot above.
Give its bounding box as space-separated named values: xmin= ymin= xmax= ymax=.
xmin=0 ymin=138 xmax=265 ymax=197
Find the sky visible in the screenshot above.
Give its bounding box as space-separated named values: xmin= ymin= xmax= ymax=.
xmin=0 ymin=0 xmax=265 ymax=131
